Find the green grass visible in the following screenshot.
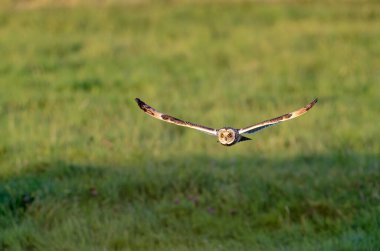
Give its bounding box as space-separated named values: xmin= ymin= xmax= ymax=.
xmin=1 ymin=1 xmax=380 ymax=250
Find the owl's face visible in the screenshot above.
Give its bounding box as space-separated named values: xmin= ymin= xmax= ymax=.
xmin=217 ymin=128 xmax=237 ymax=146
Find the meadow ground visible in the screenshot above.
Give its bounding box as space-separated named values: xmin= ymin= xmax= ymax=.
xmin=0 ymin=1 xmax=380 ymax=250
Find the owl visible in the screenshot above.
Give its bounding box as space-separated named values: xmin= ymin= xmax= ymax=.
xmin=135 ymin=97 xmax=317 ymax=146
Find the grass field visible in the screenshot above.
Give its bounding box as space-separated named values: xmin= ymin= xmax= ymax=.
xmin=0 ymin=1 xmax=380 ymax=250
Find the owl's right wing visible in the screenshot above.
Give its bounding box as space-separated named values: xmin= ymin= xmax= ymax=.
xmin=238 ymin=98 xmax=318 ymax=135
xmin=135 ymin=98 xmax=217 ymax=136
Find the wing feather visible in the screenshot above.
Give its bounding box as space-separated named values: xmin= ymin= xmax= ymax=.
xmin=135 ymin=98 xmax=217 ymax=136
xmin=238 ymin=98 xmax=318 ymax=135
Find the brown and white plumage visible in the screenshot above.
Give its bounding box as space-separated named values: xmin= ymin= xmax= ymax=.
xmin=135 ymin=98 xmax=318 ymax=146
xmin=238 ymin=98 xmax=318 ymax=135
xmin=135 ymin=98 xmax=217 ymax=136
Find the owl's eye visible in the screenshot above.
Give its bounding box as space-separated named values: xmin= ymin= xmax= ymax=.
xmin=228 ymin=133 xmax=232 ymax=138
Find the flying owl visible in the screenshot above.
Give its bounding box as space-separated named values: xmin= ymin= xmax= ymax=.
xmin=135 ymin=97 xmax=318 ymax=146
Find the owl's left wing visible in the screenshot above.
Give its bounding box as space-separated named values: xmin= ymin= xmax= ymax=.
xmin=238 ymin=98 xmax=318 ymax=135
xmin=135 ymin=98 xmax=217 ymax=136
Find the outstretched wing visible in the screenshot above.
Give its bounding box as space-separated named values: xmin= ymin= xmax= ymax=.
xmin=135 ymin=98 xmax=217 ymax=136
xmin=238 ymin=98 xmax=318 ymax=135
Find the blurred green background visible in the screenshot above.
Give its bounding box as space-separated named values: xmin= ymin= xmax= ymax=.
xmin=0 ymin=0 xmax=379 ymax=250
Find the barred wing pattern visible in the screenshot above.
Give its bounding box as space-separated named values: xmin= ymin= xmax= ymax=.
xmin=135 ymin=98 xmax=217 ymax=136
xmin=238 ymin=98 xmax=318 ymax=135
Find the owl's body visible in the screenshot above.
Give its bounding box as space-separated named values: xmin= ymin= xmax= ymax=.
xmin=135 ymin=98 xmax=318 ymax=147
xmin=217 ymin=127 xmax=251 ymax=146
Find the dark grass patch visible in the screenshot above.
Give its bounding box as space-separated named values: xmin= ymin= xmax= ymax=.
xmin=0 ymin=152 xmax=379 ymax=250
